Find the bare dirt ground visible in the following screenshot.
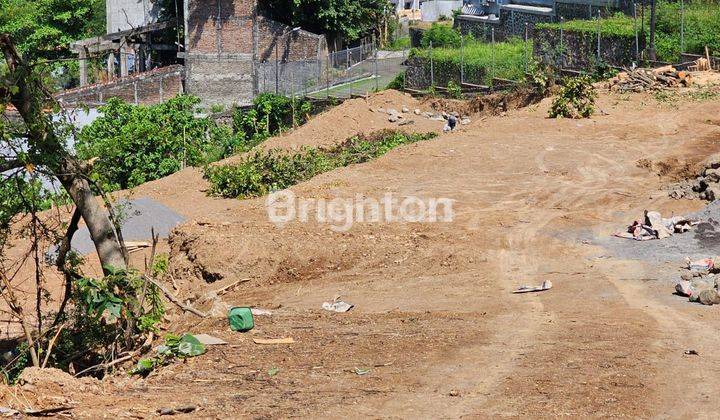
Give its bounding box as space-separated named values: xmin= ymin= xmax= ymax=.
xmin=4 ymin=78 xmax=720 ymax=418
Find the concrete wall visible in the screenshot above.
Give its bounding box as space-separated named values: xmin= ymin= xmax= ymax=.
xmin=184 ymin=0 xmax=328 ymax=107
xmin=107 ymin=0 xmax=161 ymax=33
xmin=56 ymin=65 xmax=184 ymax=106
xmin=421 ymin=1 xmax=463 ymax=22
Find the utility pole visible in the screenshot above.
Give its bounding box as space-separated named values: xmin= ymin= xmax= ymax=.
xmin=648 ymin=0 xmax=657 ymax=61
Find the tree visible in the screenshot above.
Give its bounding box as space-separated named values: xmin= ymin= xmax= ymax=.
xmin=259 ymin=0 xmax=388 ymax=45
xmin=0 ymin=34 xmax=127 ymax=273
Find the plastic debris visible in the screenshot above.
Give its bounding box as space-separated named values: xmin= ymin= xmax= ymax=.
xmin=253 ymin=337 xmax=295 ymax=345
xmin=614 ymin=210 xmax=696 ymax=241
xmin=512 ymin=280 xmax=553 ymax=294
xmin=228 ymin=307 xmax=254 ymax=332
xmin=322 ymin=298 xmax=354 ymax=313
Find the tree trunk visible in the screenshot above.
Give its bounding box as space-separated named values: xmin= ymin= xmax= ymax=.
xmin=648 ymin=0 xmax=657 ymax=61
xmin=0 ymin=34 xmax=127 ymax=273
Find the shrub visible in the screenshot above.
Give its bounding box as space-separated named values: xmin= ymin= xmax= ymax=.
xmin=421 ymin=23 xmax=461 ymax=48
xmin=233 ymin=93 xmax=313 ymax=148
xmin=205 ymin=131 xmax=437 ymax=199
xmin=549 ymin=75 xmax=597 ymax=119
xmin=77 ymin=95 xmax=243 ymax=191
xmin=387 ymin=72 xmax=406 ymax=90
xmin=447 ymin=80 xmax=462 ymax=99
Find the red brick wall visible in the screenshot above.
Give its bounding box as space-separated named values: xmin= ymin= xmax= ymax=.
xmin=56 ymin=66 xmax=184 ymax=106
xmin=186 ymin=0 xmax=326 ymax=58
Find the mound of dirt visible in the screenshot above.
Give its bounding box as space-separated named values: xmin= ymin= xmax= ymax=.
xmin=423 ymin=87 xmax=545 ymax=117
xmin=223 ymin=90 xmax=445 ymax=164
xmin=0 ymin=368 xmax=100 ymax=413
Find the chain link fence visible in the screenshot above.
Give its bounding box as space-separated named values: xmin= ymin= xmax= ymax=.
xmin=256 ymin=43 xmax=407 ymax=100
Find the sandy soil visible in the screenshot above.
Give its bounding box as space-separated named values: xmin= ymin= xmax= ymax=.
xmin=3 ymin=77 xmax=720 ymax=417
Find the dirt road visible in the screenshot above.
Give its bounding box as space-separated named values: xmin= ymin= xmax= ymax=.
xmin=5 ymin=85 xmax=720 ymax=417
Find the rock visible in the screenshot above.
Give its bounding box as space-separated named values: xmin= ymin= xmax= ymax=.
xmin=402 ymin=106 xmax=410 ymax=113
xmin=680 ymin=272 xmax=693 ymax=281
xmin=387 ymin=108 xmax=398 ymax=115
xmin=697 ymin=288 xmax=720 ymax=305
xmin=460 ymin=118 xmax=471 ymax=125
xmin=705 ymin=168 xmax=720 ymax=183
xmin=414 ymin=109 xmax=421 ymax=115
xmin=388 ymin=115 xmax=399 ymax=123
xmin=706 ymin=185 xmax=720 ymax=201
xmin=378 ymin=107 xmax=385 ymax=113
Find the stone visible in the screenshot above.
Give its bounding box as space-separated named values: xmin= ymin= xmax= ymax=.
xmin=706 ymin=185 xmax=720 ymax=201
xmin=402 ymin=106 xmax=410 ymax=113
xmin=697 ymin=288 xmax=720 ymax=305
xmin=414 ymin=109 xmax=421 ymax=115
xmin=378 ymin=107 xmax=385 ymax=113
xmin=387 ymin=108 xmax=398 ymax=115
xmin=388 ymin=115 xmax=399 ymax=123
xmin=460 ymin=118 xmax=471 ymax=125
xmin=705 ymin=168 xmax=720 ymax=183
xmin=680 ymin=272 xmax=693 ymax=281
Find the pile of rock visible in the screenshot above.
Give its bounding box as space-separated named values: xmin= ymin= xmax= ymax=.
xmin=609 ymin=66 xmax=693 ymax=93
xmin=669 ymin=157 xmax=720 ymax=201
xmin=675 ymin=258 xmax=720 ymax=305
xmin=373 ymin=106 xmax=471 ymax=126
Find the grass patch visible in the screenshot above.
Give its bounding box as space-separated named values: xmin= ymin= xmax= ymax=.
xmin=538 ymin=1 xmax=720 ymax=62
xmin=204 ymin=130 xmax=437 ymax=199
xmin=410 ymin=38 xmax=531 ymax=84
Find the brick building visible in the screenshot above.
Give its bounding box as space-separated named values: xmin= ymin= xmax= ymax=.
xmin=68 ymin=0 xmax=328 ymax=107
xmin=183 ymin=0 xmax=327 ymax=106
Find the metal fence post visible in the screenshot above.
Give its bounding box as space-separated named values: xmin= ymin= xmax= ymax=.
xmin=596 ymin=10 xmax=601 ymax=62
xmin=491 ymin=28 xmax=495 ymax=85
xmin=326 ymin=52 xmax=330 ymax=99
xmin=524 ymin=23 xmax=529 ymax=73
xmin=375 ymin=42 xmax=379 ymax=92
xmin=430 ymin=40 xmax=435 ymax=87
xmin=680 ymin=0 xmax=685 ymax=53
xmin=347 ymin=46 xmax=351 ymax=69
xmin=560 ymin=16 xmax=564 ymax=69
xmin=460 ymin=35 xmax=465 ymax=85
xmin=275 ymin=43 xmax=280 ymax=95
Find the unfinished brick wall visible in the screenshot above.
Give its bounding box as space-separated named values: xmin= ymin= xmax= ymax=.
xmin=184 ymin=0 xmax=327 ymax=107
xmin=56 ymin=66 xmax=184 ymax=106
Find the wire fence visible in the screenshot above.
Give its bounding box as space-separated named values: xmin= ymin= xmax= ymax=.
xmin=256 ymin=43 xmax=408 ymax=99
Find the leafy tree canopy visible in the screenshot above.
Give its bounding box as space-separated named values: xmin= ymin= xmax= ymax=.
xmin=260 ymin=0 xmax=389 ymax=43
xmin=0 ymin=0 xmax=105 ymax=62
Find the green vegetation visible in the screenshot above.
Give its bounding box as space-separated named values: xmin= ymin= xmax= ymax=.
xmin=447 ymin=80 xmax=462 ymax=99
xmin=549 ymin=75 xmax=597 ymax=119
xmin=205 ymin=130 xmax=437 ymax=199
xmin=132 ymin=333 xmax=206 ymax=376
xmin=421 ymin=23 xmax=462 ymax=48
xmin=386 ymin=36 xmax=411 ymax=51
xmin=537 ymin=1 xmax=720 ymax=62
xmin=411 ymin=38 xmax=531 ymax=84
xmin=259 ymin=0 xmax=387 ymax=43
xmin=77 ymin=94 xmax=313 ymax=192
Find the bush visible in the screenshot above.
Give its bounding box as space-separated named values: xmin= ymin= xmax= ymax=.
xmin=232 ymin=93 xmax=312 ymax=148
xmin=205 ymin=131 xmax=437 ymax=199
xmin=77 ymin=93 xmax=310 ymax=192
xmin=447 ymin=80 xmax=462 ymax=99
xmin=549 ymin=75 xmax=597 ymax=119
xmin=421 ymin=23 xmax=461 ymax=48
xmin=387 ymin=72 xmax=406 ymax=90
xmin=77 ymin=95 xmax=243 ymax=191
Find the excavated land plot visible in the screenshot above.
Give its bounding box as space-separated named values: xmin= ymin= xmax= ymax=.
xmin=4 ymin=77 xmax=720 ymax=417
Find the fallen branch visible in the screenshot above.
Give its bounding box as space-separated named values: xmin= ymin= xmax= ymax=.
xmin=214 ymin=278 xmax=250 ymax=296
xmin=145 ymin=276 xmax=208 ymax=318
